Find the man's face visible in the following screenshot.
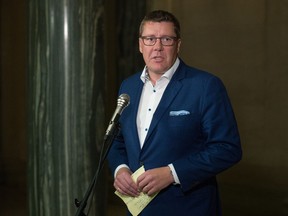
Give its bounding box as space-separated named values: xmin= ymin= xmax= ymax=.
xmin=139 ymin=21 xmax=181 ymax=75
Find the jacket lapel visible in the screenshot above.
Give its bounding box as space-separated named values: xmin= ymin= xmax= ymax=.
xmin=129 ymin=80 xmax=144 ymax=153
xmin=142 ymin=63 xmax=185 ymax=148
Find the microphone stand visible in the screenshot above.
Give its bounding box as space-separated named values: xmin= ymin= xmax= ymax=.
xmin=74 ymin=124 xmax=119 ymax=216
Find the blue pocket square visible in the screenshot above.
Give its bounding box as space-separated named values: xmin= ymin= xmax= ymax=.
xmin=169 ymin=110 xmax=190 ymax=116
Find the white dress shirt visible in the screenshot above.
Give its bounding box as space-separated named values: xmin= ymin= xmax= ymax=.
xmin=136 ymin=58 xmax=180 ymax=184
xmin=115 ymin=58 xmax=180 ymax=184
xmin=137 ymin=58 xmax=180 ymax=147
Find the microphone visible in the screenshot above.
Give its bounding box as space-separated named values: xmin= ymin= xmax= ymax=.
xmin=74 ymin=94 xmax=130 ymax=216
xmin=105 ymin=93 xmax=130 ymax=137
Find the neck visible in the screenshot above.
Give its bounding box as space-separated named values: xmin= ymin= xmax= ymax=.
xmin=147 ymin=71 xmax=164 ymax=86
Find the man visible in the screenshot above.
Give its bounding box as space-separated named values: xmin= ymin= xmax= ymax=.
xmin=108 ymin=10 xmax=242 ymax=216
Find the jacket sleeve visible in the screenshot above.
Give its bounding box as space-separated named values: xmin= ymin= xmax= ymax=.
xmin=172 ymin=76 xmax=242 ymax=192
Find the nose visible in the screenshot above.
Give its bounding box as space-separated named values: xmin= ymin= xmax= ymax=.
xmin=154 ymin=38 xmax=163 ymax=50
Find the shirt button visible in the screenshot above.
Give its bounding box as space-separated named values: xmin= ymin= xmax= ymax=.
xmin=148 ymin=108 xmax=151 ymax=111
xmin=145 ymin=128 xmax=148 ymax=131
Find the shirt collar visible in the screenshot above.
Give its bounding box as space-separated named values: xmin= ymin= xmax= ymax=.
xmin=140 ymin=58 xmax=180 ymax=83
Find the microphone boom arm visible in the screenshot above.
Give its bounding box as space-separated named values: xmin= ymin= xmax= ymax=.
xmin=74 ymin=124 xmax=119 ymax=216
xmin=74 ymin=94 xmax=130 ymax=216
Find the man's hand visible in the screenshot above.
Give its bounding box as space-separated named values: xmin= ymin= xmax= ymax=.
xmin=137 ymin=166 xmax=174 ymax=196
xmin=114 ymin=167 xmax=140 ymax=197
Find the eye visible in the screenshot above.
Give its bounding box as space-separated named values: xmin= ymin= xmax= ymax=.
xmin=162 ymin=37 xmax=172 ymax=41
xmin=145 ymin=37 xmax=155 ymax=42
xmin=162 ymin=37 xmax=173 ymax=42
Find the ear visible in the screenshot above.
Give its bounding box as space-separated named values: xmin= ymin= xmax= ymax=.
xmin=139 ymin=38 xmax=143 ymax=53
xmin=177 ymin=39 xmax=181 ymax=53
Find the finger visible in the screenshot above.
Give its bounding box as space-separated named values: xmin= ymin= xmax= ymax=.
xmin=142 ymin=185 xmax=156 ymax=196
xmin=115 ymin=179 xmax=140 ymax=196
xmin=142 ymin=185 xmax=149 ymax=194
xmin=116 ymin=187 xmax=121 ymax=192
xmin=137 ymin=174 xmax=149 ymax=190
xmin=123 ymin=177 xmax=140 ymax=195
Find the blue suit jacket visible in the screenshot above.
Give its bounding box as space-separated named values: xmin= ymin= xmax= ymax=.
xmin=108 ymin=60 xmax=242 ymax=216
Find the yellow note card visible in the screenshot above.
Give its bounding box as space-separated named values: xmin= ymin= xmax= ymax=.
xmin=115 ymin=166 xmax=158 ymax=216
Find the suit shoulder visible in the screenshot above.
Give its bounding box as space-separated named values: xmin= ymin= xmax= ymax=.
xmin=177 ymin=63 xmax=227 ymax=92
xmin=179 ymin=63 xmax=220 ymax=82
xmin=122 ymin=71 xmax=142 ymax=83
xmin=118 ymin=71 xmax=142 ymax=94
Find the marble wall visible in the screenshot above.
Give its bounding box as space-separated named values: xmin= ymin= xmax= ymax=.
xmin=27 ymin=0 xmax=146 ymax=215
xmin=28 ymin=0 xmax=106 ymax=215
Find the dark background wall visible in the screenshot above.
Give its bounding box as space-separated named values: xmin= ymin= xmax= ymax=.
xmin=0 ymin=0 xmax=27 ymax=179
xmin=1 ymin=0 xmax=288 ymax=215
xmin=0 ymin=0 xmax=27 ymax=214
xmin=148 ymin=1 xmax=288 ymax=215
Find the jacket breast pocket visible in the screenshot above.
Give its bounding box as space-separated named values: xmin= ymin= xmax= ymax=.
xmin=162 ymin=112 xmax=201 ymax=139
xmin=168 ymin=111 xmax=199 ymax=128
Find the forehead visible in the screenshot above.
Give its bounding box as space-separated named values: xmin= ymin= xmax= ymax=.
xmin=142 ymin=21 xmax=176 ymax=36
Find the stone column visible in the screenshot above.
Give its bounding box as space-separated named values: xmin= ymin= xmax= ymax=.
xmin=28 ymin=0 xmax=106 ymax=215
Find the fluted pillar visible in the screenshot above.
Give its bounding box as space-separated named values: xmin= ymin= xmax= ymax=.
xmin=28 ymin=0 xmax=106 ymax=215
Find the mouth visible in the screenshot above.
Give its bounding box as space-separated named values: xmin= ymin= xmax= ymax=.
xmin=151 ymin=56 xmax=164 ymax=61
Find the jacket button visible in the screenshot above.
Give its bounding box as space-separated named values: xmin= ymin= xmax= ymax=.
xmin=139 ymin=161 xmax=144 ymax=166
